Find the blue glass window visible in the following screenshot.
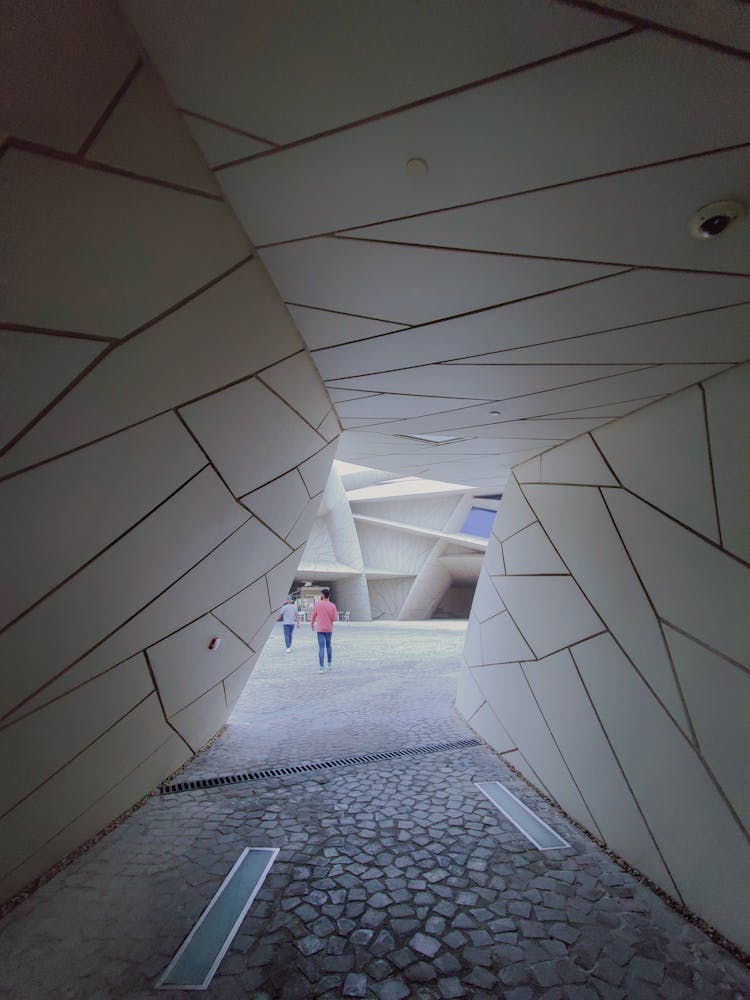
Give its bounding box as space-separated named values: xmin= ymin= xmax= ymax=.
xmin=460 ymin=506 xmax=495 ymax=538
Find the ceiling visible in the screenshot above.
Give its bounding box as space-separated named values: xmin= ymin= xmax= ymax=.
xmin=124 ymin=0 xmax=750 ymax=491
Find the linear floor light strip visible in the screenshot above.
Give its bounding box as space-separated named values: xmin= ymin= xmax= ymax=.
xmin=475 ymin=781 xmax=571 ymax=850
xmin=157 ymin=847 xmax=278 ymax=990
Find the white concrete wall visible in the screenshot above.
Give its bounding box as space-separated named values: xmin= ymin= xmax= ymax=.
xmin=457 ymin=362 xmax=750 ymax=951
xmin=0 ymin=2 xmax=339 ymax=901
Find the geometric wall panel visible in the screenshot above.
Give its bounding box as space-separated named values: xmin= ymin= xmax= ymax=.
xmin=702 ymin=362 xmax=750 ymax=561
xmin=472 ymin=663 xmax=598 ymax=832
xmin=0 ymin=413 xmax=205 ymax=628
xmin=168 ymin=682 xmax=230 ymax=753
xmin=594 ymin=386 xmax=720 ymax=539
xmin=460 ymin=367 xmax=750 ymax=950
xmin=522 ymin=650 xmax=677 ymax=894
xmin=0 ymin=330 xmax=104 ymax=451
xmin=664 ymin=625 xmax=750 ymax=831
xmin=603 ymin=486 xmax=750 ymax=666
xmin=213 ymin=578 xmax=272 ymax=649
xmin=523 ymin=482 xmax=690 ymax=730
xmin=147 ymin=615 xmax=250 ymax=717
xmin=240 ymin=469 xmax=311 ymax=538
xmin=479 ymin=611 xmax=534 ymax=664
xmin=260 ymin=352 xmax=333 ymax=430
xmin=501 ymin=522 xmax=567 ymax=575
xmin=493 ymin=575 xmax=603 ymax=659
xmin=575 ymin=633 xmax=750 ymax=948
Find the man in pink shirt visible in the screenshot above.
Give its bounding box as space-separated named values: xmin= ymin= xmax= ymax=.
xmin=310 ymin=588 xmax=338 ymax=673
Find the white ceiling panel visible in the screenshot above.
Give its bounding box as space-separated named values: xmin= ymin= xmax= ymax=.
xmin=327 ymin=362 xmax=649 ymax=400
xmin=347 ymin=145 xmax=750 ymax=274
xmin=335 ymin=395 xmax=486 ymax=420
xmin=261 ymin=237 xmax=621 ymax=325
xmin=453 ymin=303 xmax=750 ymax=365
xmin=309 ymin=269 xmax=750 ymax=380
xmin=592 ymin=0 xmax=750 ymax=53
xmin=182 ymin=113 xmax=271 ymax=169
xmin=287 ymin=305 xmax=404 ymax=351
xmin=122 ymin=0 xmax=625 ymax=145
xmin=219 ymin=32 xmax=750 ymax=243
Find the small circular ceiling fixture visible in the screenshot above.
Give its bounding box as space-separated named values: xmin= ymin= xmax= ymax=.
xmin=406 ymin=157 xmax=429 ymax=177
xmin=688 ymin=200 xmax=746 ymax=239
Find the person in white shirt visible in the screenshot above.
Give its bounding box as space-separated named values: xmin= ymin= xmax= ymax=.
xmin=280 ymin=598 xmax=299 ymax=652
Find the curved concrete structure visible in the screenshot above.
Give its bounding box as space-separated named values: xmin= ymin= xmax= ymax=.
xmin=2 ymin=0 xmax=749 ymax=951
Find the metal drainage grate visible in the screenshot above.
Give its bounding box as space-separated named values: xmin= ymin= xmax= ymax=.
xmin=160 ymin=738 xmax=480 ymax=795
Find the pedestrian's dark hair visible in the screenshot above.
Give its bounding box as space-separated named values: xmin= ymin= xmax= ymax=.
xmin=321 ymin=588 xmax=330 ymax=599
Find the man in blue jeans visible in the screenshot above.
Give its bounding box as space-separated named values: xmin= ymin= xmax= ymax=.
xmin=310 ymin=588 xmax=338 ymax=672
xmin=280 ymin=598 xmax=299 ymax=652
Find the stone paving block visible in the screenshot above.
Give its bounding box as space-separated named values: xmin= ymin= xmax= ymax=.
xmin=373 ymin=980 xmax=410 ymax=1000
xmin=342 ymin=971 xmax=368 ymax=996
xmin=438 ymin=977 xmax=466 ymax=998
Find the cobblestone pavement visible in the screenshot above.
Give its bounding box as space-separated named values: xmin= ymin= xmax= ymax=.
xmin=0 ymin=622 xmax=747 ymax=999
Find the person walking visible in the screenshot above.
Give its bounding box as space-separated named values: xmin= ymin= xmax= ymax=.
xmin=280 ymin=598 xmax=299 ymax=652
xmin=310 ymin=588 xmax=338 ymax=673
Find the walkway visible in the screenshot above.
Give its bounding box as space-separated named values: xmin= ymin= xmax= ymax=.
xmin=0 ymin=622 xmax=747 ymax=999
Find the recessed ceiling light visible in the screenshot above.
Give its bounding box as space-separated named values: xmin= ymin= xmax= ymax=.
xmin=406 ymin=157 xmax=429 ymax=177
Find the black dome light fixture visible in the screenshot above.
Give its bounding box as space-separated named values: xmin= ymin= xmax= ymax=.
xmin=688 ymin=200 xmax=746 ymax=239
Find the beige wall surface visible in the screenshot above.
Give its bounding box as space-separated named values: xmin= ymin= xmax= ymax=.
xmin=457 ymin=362 xmax=750 ymax=952
xmin=0 ymin=2 xmax=338 ymax=901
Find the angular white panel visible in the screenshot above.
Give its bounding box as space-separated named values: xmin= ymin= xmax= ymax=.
xmin=3 ymin=151 xmax=250 ymax=338
xmin=454 ymin=665 xmax=485 ymax=721
xmin=324 ymin=362 xmax=645 ymax=399
xmin=298 ymin=439 xmax=339 ymax=497
xmin=287 ymin=494 xmax=325 ymax=550
xmin=0 ymin=694 xmax=173 ymax=882
xmin=0 ymin=654 xmax=152 ymax=814
xmin=523 ymin=651 xmax=677 ymax=893
xmin=88 ymin=65 xmax=219 ymax=193
xmin=288 ymin=305 xmax=404 ymax=351
xmin=462 ymin=613 xmax=484 ymax=669
xmin=223 ymin=654 xmax=260 ymax=709
xmin=3 ymin=0 xmax=139 ymax=150
xmin=266 ymin=547 xmax=305 ymax=610
xmin=664 ymin=626 xmax=750 ymax=830
xmin=352 ymin=146 xmax=750 ymax=275
xmin=0 ymin=468 xmax=245 ymax=719
xmin=213 ymin=578 xmax=271 ymax=648
xmin=540 ymin=434 xmax=618 ymax=487
xmin=247 ymin=610 xmax=281 ymax=655
xmin=466 ymin=303 xmax=750 ymax=365
xmin=501 ymin=750 xmax=551 ymax=797
xmin=703 ymin=363 xmax=750 ymax=561
xmin=593 ymin=0 xmax=750 ymax=51
xmin=493 ymin=576 xmax=603 ymax=659
xmin=309 ymin=270 xmax=745 ymax=381
xmin=148 ymin=615 xmax=249 ymax=717
xmin=0 ymin=331 xmax=104 ymax=450
xmin=594 ymin=387 xmax=719 ymax=539
xmin=524 ymin=483 xmax=689 ymax=730
xmin=317 ymin=410 xmax=341 ymax=442
xmin=483 ymin=533 xmax=504 ymax=576
xmin=513 ymin=455 xmax=540 ymax=484
xmin=181 ymin=378 xmax=324 ymax=497
xmin=575 ymin=633 xmax=750 ymax=950
xmin=124 ymin=0 xmax=624 ymax=144
xmin=603 ymin=488 xmax=750 ymax=667
xmin=0 ymin=413 xmax=204 ymax=627
xmin=261 ymin=352 xmax=332 ymax=429
xmin=480 ymin=611 xmax=534 ymax=664
xmin=471 ymin=663 xmax=598 ymax=832
xmin=502 ymin=523 xmax=567 ymax=576
xmin=3 ymin=261 xmax=301 ymax=474
xmin=262 ymin=237 xmax=619 ymax=325
xmin=465 ymin=700 xmax=515 ymax=755
xmin=219 ymin=33 xmax=750 ymax=243
xmin=241 ymin=469 xmax=310 ymax=538
xmin=29 ymin=517 xmax=291 ymax=712
xmin=0 ymin=731 xmax=187 ymax=902
xmin=168 ymin=682 xmax=228 ymax=753
xmin=492 ymin=476 xmax=535 ymax=541
xmin=183 ymin=113 xmax=271 ymax=168
xmin=471 ymin=570 xmax=505 ymax=623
